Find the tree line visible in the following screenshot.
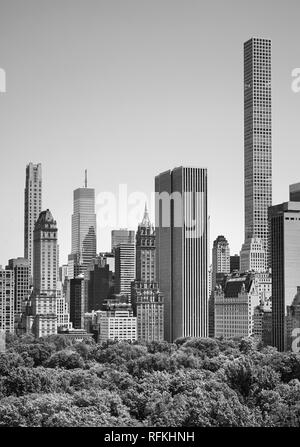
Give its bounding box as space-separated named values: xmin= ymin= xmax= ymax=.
xmin=0 ymin=334 xmax=300 ymax=427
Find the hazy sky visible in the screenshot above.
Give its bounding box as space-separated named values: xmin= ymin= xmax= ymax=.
xmin=0 ymin=0 xmax=300 ymax=266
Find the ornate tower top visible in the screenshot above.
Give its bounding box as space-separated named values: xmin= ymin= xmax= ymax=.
xmin=34 ymin=209 xmax=57 ymax=231
xmin=140 ymin=203 xmax=152 ymax=228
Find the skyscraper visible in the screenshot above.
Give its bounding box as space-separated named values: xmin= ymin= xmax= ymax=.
xmin=209 ymin=235 xmax=230 ymax=337
xmin=30 ymin=209 xmax=59 ymax=337
xmin=33 ymin=210 xmax=59 ymax=293
xmin=155 ymin=167 xmax=208 ymax=342
xmin=69 ymin=172 xmax=97 ymax=278
xmin=24 ymin=163 xmax=42 ymax=279
xmin=85 ymin=255 xmax=114 ymax=312
xmin=111 ymin=229 xmax=135 ymax=253
xmin=269 ymin=191 xmax=300 ymax=352
xmin=132 ymin=205 xmax=164 ymax=342
xmin=135 ymin=205 xmax=156 ymax=283
xmin=212 ymin=236 xmax=230 ymax=290
xmin=241 ymin=38 xmax=272 ymax=272
xmin=115 ymin=243 xmax=135 ymax=296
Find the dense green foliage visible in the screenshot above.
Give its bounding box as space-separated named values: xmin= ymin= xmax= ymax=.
xmin=0 ymin=334 xmax=300 ymax=427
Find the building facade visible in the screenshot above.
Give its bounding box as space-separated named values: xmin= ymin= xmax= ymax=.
xmin=85 ymin=255 xmax=114 ymax=312
xmin=29 ymin=209 xmax=59 ymax=338
xmin=7 ymin=258 xmax=30 ymax=317
xmin=111 ymin=229 xmax=135 ymax=253
xmin=214 ymin=273 xmax=260 ymax=340
xmin=287 ymin=288 xmax=300 ymax=351
xmin=24 ymin=163 xmax=42 ymax=279
xmin=115 ymin=243 xmax=135 ymax=296
xmin=132 ymin=206 xmax=164 ymax=342
xmin=69 ymin=175 xmax=97 ymax=278
xmin=0 ymin=269 xmax=14 ymax=333
xmin=69 ymin=275 xmax=85 ymax=329
xmin=230 ymin=255 xmax=240 ymax=273
xmin=155 ymin=167 xmax=208 ymax=342
xmin=209 ymin=236 xmax=230 ymax=337
xmin=241 ymin=38 xmax=272 ymax=272
xmin=253 ymin=296 xmax=272 ymax=345
xmin=240 ymin=238 xmax=267 ymax=273
xmin=269 ymin=199 xmax=300 ymax=351
xmin=97 ymin=296 xmax=137 ymax=342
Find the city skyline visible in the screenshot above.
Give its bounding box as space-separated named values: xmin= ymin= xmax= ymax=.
xmin=0 ymin=0 xmax=300 ymax=267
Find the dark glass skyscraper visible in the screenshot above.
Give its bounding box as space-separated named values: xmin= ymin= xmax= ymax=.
xmin=155 ymin=167 xmax=208 ymax=342
xmin=241 ymin=38 xmax=272 ymax=272
xmin=269 ymin=188 xmax=300 ymax=352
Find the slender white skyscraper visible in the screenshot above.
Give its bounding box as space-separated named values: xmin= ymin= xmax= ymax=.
xmin=69 ymin=171 xmax=97 ymax=277
xmin=155 ymin=167 xmax=208 ymax=342
xmin=241 ymin=38 xmax=272 ymax=272
xmin=24 ymin=163 xmax=42 ymax=279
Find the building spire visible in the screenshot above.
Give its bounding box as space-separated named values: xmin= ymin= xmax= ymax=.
xmin=85 ymin=169 xmax=87 ymax=188
xmin=141 ymin=202 xmax=151 ymax=227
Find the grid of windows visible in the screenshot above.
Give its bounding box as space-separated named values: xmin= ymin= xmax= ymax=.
xmin=243 ymin=38 xmax=272 ymax=270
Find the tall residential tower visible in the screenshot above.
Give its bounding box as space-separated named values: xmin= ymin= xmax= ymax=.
xmin=241 ymin=38 xmax=272 ymax=272
xmin=24 ymin=163 xmax=42 ymax=279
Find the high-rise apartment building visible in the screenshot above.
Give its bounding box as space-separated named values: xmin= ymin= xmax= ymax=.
xmin=155 ymin=167 xmax=208 ymax=342
xmin=24 ymin=163 xmax=42 ymax=279
xmin=241 ymin=38 xmax=272 ymax=272
xmin=0 ymin=269 xmax=14 ymax=334
xmin=111 ymin=229 xmax=135 ymax=253
xmin=33 ymin=210 xmax=59 ymax=293
xmin=29 ymin=210 xmax=59 ymax=337
xmin=269 ymin=193 xmax=300 ymax=351
xmin=209 ymin=235 xmax=230 ymax=337
xmin=7 ymin=258 xmax=30 ymax=316
xmin=115 ymin=243 xmax=135 ymax=296
xmin=69 ymin=173 xmax=97 ymax=278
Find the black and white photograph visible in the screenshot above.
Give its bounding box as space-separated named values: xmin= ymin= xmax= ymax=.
xmin=0 ymin=0 xmax=300 ymax=436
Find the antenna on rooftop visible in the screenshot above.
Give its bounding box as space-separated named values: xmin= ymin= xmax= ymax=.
xmin=85 ymin=169 xmax=88 ymax=188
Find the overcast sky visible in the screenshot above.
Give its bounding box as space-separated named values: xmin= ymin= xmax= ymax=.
xmin=0 ymin=0 xmax=300 ymax=266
